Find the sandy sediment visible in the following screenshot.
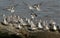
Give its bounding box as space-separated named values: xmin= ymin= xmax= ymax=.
xmin=0 ymin=23 xmax=60 ymax=38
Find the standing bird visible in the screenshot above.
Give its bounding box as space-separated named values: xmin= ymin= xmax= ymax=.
xmin=52 ymin=21 xmax=57 ymax=31
xmin=17 ymin=23 xmax=22 ymax=29
xmin=49 ymin=20 xmax=57 ymax=31
xmin=3 ymin=14 xmax=8 ymax=25
xmin=42 ymin=21 xmax=49 ymax=30
xmin=30 ymin=13 xmax=37 ymax=20
xmin=45 ymin=21 xmax=49 ymax=31
xmin=38 ymin=19 xmax=43 ymax=29
xmin=30 ymin=20 xmax=37 ymax=30
xmin=26 ymin=18 xmax=31 ymax=25
xmin=20 ymin=18 xmax=28 ymax=25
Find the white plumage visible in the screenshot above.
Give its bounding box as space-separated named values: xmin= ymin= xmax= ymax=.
xmin=3 ymin=14 xmax=8 ymax=24
xmin=30 ymin=21 xmax=37 ymax=30
xmin=38 ymin=22 xmax=43 ymax=28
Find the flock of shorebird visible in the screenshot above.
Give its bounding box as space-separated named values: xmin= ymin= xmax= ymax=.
xmin=2 ymin=13 xmax=59 ymax=32
xmin=1 ymin=0 xmax=60 ymax=32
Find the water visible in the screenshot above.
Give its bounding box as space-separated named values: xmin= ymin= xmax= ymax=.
xmin=0 ymin=0 xmax=60 ymax=26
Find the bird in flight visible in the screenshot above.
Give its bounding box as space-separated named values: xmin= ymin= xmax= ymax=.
xmin=23 ymin=1 xmax=43 ymax=11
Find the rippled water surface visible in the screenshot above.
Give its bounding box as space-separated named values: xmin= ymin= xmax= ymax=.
xmin=0 ymin=0 xmax=60 ymax=26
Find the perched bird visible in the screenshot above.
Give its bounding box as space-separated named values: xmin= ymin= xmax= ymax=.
xmin=20 ymin=18 xmax=28 ymax=25
xmin=49 ymin=20 xmax=57 ymax=31
xmin=52 ymin=21 xmax=57 ymax=31
xmin=45 ymin=21 xmax=49 ymax=30
xmin=30 ymin=20 xmax=37 ymax=30
xmin=42 ymin=21 xmax=49 ymax=30
xmin=30 ymin=13 xmax=37 ymax=20
xmin=3 ymin=14 xmax=8 ymax=24
xmin=38 ymin=19 xmax=43 ymax=29
xmin=17 ymin=24 xmax=22 ymax=29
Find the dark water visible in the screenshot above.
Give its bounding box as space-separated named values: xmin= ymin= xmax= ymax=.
xmin=0 ymin=0 xmax=60 ymax=26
